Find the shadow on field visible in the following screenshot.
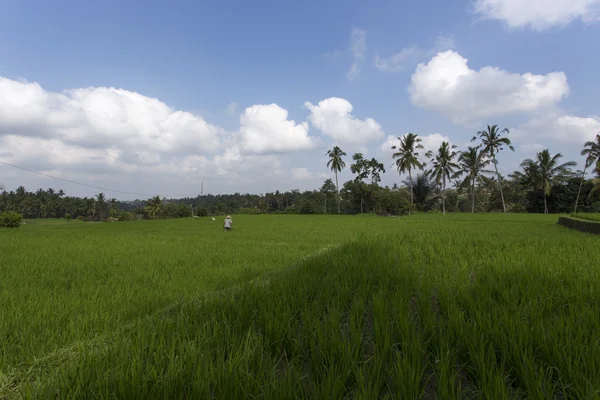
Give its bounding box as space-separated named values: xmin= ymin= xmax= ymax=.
xmin=3 ymin=235 xmax=599 ymax=399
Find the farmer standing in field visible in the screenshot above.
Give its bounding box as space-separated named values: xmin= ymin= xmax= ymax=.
xmin=223 ymin=215 xmax=233 ymax=231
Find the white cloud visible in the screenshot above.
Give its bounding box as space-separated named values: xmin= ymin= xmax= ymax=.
xmin=238 ymin=104 xmax=318 ymax=154
xmin=0 ymin=77 xmax=223 ymax=154
xmin=381 ymin=133 xmax=452 ymax=166
xmin=472 ymin=0 xmax=600 ymax=30
xmin=512 ymin=113 xmax=600 ymax=145
xmin=373 ymin=35 xmax=455 ymax=73
xmin=519 ymin=142 xmax=546 ymax=153
xmin=304 ymin=97 xmax=384 ymax=144
xmin=409 ymin=50 xmax=569 ymax=125
xmin=291 ymin=167 xmax=329 ymax=181
xmin=347 ymin=28 xmax=366 ymax=81
xmin=0 ymin=76 xmax=321 ymax=198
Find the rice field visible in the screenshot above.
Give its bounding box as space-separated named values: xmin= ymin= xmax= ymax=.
xmin=1 ymin=213 xmax=599 ymax=399
xmin=571 ymin=213 xmax=600 ymax=222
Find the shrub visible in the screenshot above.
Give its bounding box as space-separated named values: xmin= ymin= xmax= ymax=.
xmin=0 ymin=211 xmax=23 ymax=228
xmin=77 ymin=216 xmax=85 ymax=221
xmin=65 ymin=213 xmax=72 ymax=222
xmin=119 ymin=212 xmax=134 ymax=221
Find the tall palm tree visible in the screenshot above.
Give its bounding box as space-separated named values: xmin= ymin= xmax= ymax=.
xmin=519 ymin=149 xmax=576 ymax=214
xmin=95 ymin=193 xmax=106 ymax=219
xmin=425 ymin=141 xmax=460 ymax=215
xmin=109 ymin=198 xmax=119 ymax=217
xmin=145 ymin=196 xmax=163 ymax=219
xmin=589 ymin=161 xmax=600 ymax=198
xmin=391 ymin=132 xmax=425 ymax=208
xmin=326 ymin=146 xmax=347 ymax=214
xmin=472 ymin=125 xmax=514 ymax=213
xmin=457 ymin=146 xmax=493 ymax=213
xmin=574 ymin=134 xmax=600 ymax=213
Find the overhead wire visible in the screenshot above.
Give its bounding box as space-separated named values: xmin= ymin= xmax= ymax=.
xmin=0 ymin=160 xmax=202 ymax=198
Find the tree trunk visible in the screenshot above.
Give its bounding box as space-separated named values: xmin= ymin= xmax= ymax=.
xmin=442 ymin=177 xmax=446 ymax=215
xmin=335 ymin=172 xmax=340 ymax=214
xmin=360 ymin=197 xmax=363 ymax=214
xmin=324 ymin=196 xmax=327 ymax=214
xmin=471 ymin=179 xmax=475 ymax=213
xmin=408 ymin=169 xmax=413 ymax=215
xmin=574 ymin=165 xmax=587 ymax=214
xmin=494 ymin=158 xmax=507 ymax=213
xmin=544 ymin=194 xmax=548 ymax=214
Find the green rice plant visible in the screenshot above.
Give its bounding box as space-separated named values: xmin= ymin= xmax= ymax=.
xmin=1 ymin=213 xmax=599 ymax=398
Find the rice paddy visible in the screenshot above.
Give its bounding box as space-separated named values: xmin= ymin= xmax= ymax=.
xmin=1 ymin=213 xmax=599 ymax=399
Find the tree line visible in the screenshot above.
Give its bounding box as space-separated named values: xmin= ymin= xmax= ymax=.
xmin=1 ymin=127 xmax=599 ymax=221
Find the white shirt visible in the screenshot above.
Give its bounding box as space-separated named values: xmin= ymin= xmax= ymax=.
xmin=224 ymin=218 xmax=232 ymax=228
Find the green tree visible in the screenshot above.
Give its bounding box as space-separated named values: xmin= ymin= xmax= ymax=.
xmin=145 ymin=196 xmax=164 ymax=219
xmin=109 ymin=198 xmax=119 ymax=218
xmin=457 ymin=146 xmax=492 ymax=213
xmin=574 ymin=134 xmax=600 ymax=213
xmin=391 ymin=132 xmax=425 ymax=208
xmin=590 ymin=161 xmax=600 ymax=198
xmin=95 ymin=193 xmax=106 ymax=219
xmin=326 ymin=146 xmax=347 ymax=214
xmin=472 ymin=124 xmax=514 ymax=213
xmin=519 ymin=149 xmax=577 ymax=214
xmin=425 ymin=141 xmax=460 ymax=215
xmin=319 ymin=179 xmax=337 ymax=214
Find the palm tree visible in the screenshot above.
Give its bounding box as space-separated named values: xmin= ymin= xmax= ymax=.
xmin=457 ymin=147 xmax=493 ymax=213
xmin=589 ymin=161 xmax=600 ymax=198
xmin=519 ymin=149 xmax=576 ymax=214
xmin=574 ymin=134 xmax=600 ymax=213
xmin=95 ymin=193 xmax=106 ymax=219
xmin=326 ymin=146 xmax=347 ymax=214
xmin=472 ymin=125 xmax=514 ymax=213
xmin=425 ymin=141 xmax=460 ymax=215
xmin=391 ymin=133 xmax=425 ymax=208
xmin=109 ymin=198 xmax=119 ymax=217
xmin=145 ymin=196 xmax=163 ymax=219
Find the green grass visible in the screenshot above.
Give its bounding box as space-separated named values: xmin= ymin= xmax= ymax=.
xmin=571 ymin=213 xmax=600 ymax=222
xmin=1 ymin=213 xmax=599 ymax=398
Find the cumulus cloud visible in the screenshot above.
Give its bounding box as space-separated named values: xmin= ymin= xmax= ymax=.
xmin=347 ymin=28 xmax=366 ymax=81
xmin=238 ymin=104 xmax=318 ymax=154
xmin=409 ymin=51 xmax=569 ymax=125
xmin=304 ymin=97 xmax=384 ymax=145
xmin=512 ymin=113 xmax=600 ymax=146
xmin=0 ymin=77 xmax=223 ymax=154
xmin=291 ymin=168 xmax=329 ymax=181
xmin=472 ymin=0 xmax=600 ymax=30
xmin=0 ymin=76 xmax=324 ymax=197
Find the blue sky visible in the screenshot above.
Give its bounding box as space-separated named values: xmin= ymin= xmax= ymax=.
xmin=1 ymin=0 xmax=599 ymax=199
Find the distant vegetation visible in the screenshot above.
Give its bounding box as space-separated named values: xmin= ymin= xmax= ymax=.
xmin=1 ymin=130 xmax=599 ymax=221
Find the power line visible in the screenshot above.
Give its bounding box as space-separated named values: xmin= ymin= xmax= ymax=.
xmin=0 ymin=160 xmax=202 ymax=198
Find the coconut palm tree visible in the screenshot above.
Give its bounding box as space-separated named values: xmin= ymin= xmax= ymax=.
xmin=574 ymin=134 xmax=600 ymax=213
xmin=472 ymin=125 xmax=514 ymax=213
xmin=95 ymin=193 xmax=106 ymax=219
xmin=589 ymin=161 xmax=600 ymax=198
xmin=425 ymin=141 xmax=460 ymax=215
xmin=457 ymin=146 xmax=493 ymax=213
xmin=109 ymin=198 xmax=119 ymax=218
xmin=326 ymin=146 xmax=347 ymax=214
xmin=145 ymin=196 xmax=163 ymax=219
xmin=519 ymin=149 xmax=576 ymax=214
xmin=391 ymin=133 xmax=425 ymax=208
